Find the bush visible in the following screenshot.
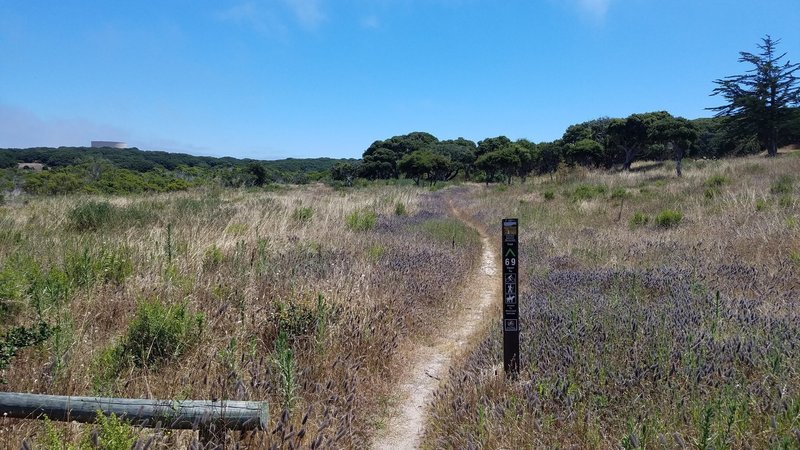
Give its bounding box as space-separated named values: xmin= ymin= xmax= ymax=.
xmin=346 ymin=209 xmax=376 ymax=232
xmin=68 ymin=201 xmax=115 ymax=231
xmin=655 ymin=209 xmax=683 ymax=228
xmin=629 ymin=212 xmax=649 ymax=228
xmin=0 ymin=322 xmax=55 ymax=383
xmin=394 ymin=202 xmax=407 ymax=216
xmin=94 ymin=299 xmax=204 ymax=388
xmin=292 ymin=206 xmax=314 ymax=223
xmin=543 ymin=190 xmax=555 ymax=201
xmin=123 ymin=299 xmax=203 ymax=368
xmin=87 ymin=412 xmax=137 ymax=450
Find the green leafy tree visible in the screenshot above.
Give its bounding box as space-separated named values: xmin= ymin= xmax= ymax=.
xmin=398 ymin=151 xmax=452 ymax=185
xmin=476 ymin=136 xmax=512 ymax=158
xmin=330 ymin=162 xmax=357 ymax=186
xmin=428 ymin=138 xmax=477 ymax=180
xmin=649 ymin=115 xmax=698 ymax=176
xmin=475 ymin=147 xmax=520 ymax=184
xmin=361 ymin=132 xmax=439 ymax=179
xmin=561 ymin=117 xmax=614 ymax=167
xmin=359 ymin=148 xmax=397 ymax=180
xmin=533 ymin=141 xmax=563 ymax=174
xmin=247 ymin=162 xmax=269 ymax=186
xmin=566 ymin=139 xmax=605 ymax=168
xmin=710 ymin=35 xmax=800 ymax=157
xmin=607 ymin=114 xmax=649 ymax=170
xmin=512 ymin=140 xmax=537 ymax=182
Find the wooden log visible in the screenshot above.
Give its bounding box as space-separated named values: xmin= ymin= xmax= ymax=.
xmin=0 ymin=393 xmax=268 ymax=431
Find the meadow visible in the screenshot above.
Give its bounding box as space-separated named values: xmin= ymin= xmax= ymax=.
xmin=0 ymin=151 xmax=798 ymax=448
xmin=0 ymin=183 xmax=480 ymax=447
xmin=425 ymin=153 xmax=800 ymax=448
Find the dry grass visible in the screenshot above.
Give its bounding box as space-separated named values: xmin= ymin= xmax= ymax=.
xmin=0 ymin=183 xmax=481 ymax=448
xmin=424 ymin=153 xmax=800 ymax=448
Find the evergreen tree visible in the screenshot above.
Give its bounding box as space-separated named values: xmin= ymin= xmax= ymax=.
xmin=710 ymin=35 xmax=800 ymax=157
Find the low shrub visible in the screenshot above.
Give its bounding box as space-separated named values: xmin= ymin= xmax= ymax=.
xmin=122 ymin=299 xmax=204 ymax=368
xmin=0 ymin=321 xmax=55 ymax=383
xmin=655 ymin=209 xmax=683 ymax=228
xmin=394 ymin=202 xmax=407 ymax=216
xmin=346 ymin=209 xmax=377 ymax=232
xmin=93 ymin=299 xmax=204 ymax=389
xmin=40 ymin=412 xmax=136 ymax=450
xmin=543 ymin=190 xmax=555 ymax=201
xmin=68 ymin=201 xmax=115 ymax=231
xmin=629 ymin=212 xmax=649 ymax=228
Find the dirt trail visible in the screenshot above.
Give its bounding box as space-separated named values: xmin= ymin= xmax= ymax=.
xmin=371 ymin=202 xmax=499 ymax=450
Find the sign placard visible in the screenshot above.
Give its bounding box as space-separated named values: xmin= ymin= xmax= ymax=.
xmin=502 ymin=218 xmax=520 ymax=376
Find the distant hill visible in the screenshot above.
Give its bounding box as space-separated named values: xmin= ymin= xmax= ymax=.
xmin=0 ymin=146 xmax=359 ymax=174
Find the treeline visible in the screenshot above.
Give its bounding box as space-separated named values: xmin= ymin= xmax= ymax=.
xmin=0 ymin=146 xmax=357 ymax=196
xmin=329 ymin=109 xmax=800 ymax=186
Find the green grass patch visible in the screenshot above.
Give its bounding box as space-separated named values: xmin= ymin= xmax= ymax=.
xmin=655 ymin=209 xmax=683 ymax=228
xmin=568 ymin=184 xmax=608 ymax=202
xmin=418 ymin=218 xmax=479 ymax=247
xmin=292 ymin=206 xmax=314 ymax=223
xmin=629 ymin=212 xmax=649 ymax=229
xmin=705 ymin=174 xmax=729 ymax=187
xmin=770 ymin=175 xmax=794 ymax=195
xmin=346 ymin=209 xmax=377 ymax=232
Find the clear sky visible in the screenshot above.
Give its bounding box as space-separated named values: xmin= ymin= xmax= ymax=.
xmin=1 ymin=1 xmax=799 ymax=159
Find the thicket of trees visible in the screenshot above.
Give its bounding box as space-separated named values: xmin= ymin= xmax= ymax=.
xmin=0 ymin=147 xmax=357 ymax=195
xmin=337 ymin=107 xmax=798 ymax=185
xmin=332 ymin=36 xmax=799 ymax=185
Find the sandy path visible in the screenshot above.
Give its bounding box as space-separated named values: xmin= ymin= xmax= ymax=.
xmin=371 ymin=203 xmax=498 ymax=450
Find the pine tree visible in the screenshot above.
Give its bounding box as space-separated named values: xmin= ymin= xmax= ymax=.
xmin=710 ymin=35 xmax=800 ymax=156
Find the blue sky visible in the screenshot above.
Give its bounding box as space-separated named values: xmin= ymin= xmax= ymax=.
xmin=1 ymin=1 xmax=799 ymax=159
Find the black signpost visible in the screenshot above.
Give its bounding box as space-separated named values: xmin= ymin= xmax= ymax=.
xmin=502 ymin=218 xmax=520 ymax=377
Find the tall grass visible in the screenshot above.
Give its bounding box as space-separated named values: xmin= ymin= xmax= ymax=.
xmin=0 ymin=184 xmax=480 ymax=447
xmin=424 ymin=154 xmax=800 ymax=448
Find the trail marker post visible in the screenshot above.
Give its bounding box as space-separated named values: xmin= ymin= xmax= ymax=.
xmin=502 ymin=218 xmax=520 ymax=377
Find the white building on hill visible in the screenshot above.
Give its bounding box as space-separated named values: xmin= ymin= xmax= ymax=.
xmin=91 ymin=141 xmax=128 ymax=149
